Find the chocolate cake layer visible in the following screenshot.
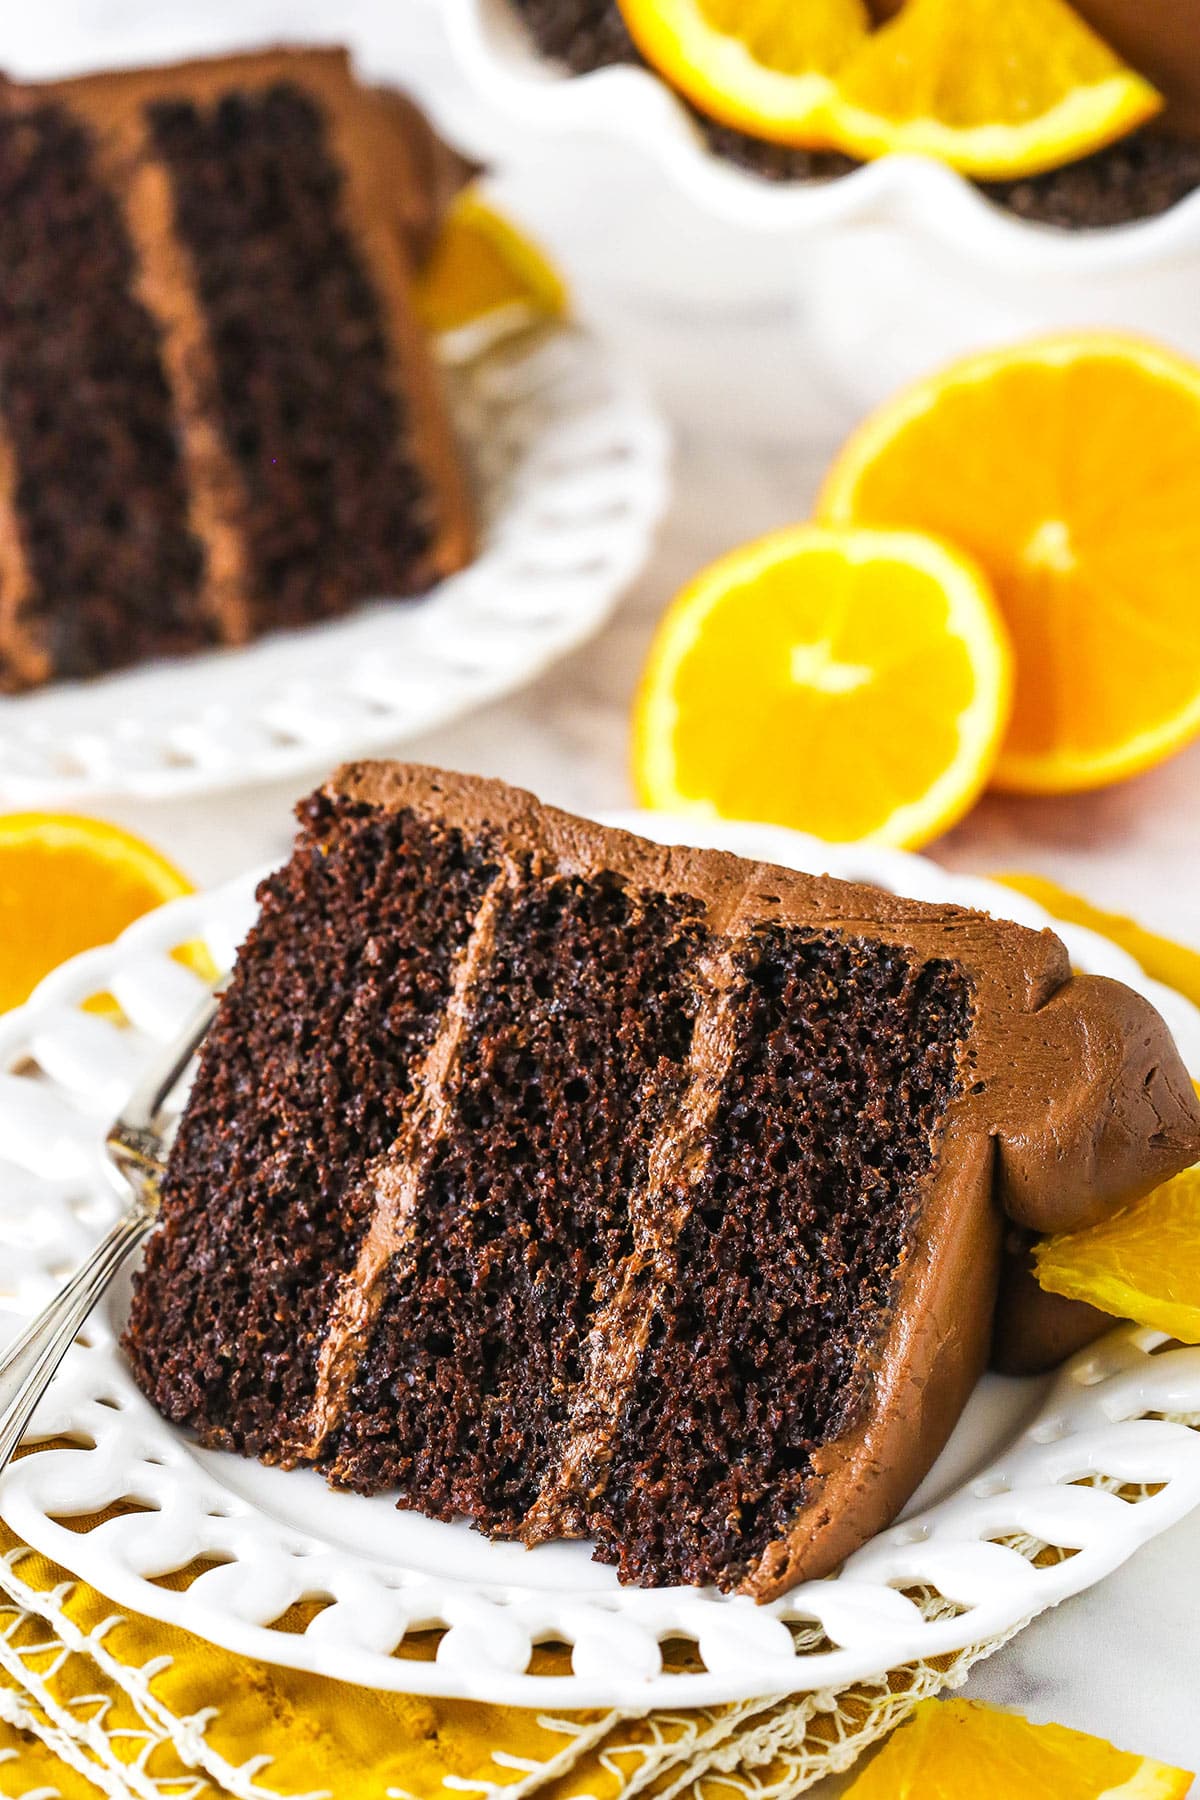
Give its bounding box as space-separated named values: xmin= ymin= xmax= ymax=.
xmin=124 ymin=790 xmax=499 ymax=1458
xmin=586 ymin=929 xmax=973 ymax=1589
xmin=0 ymin=50 xmax=473 ymax=691
xmin=124 ymin=765 xmax=1200 ymax=1598
xmin=510 ymin=0 xmax=1200 ymax=226
xmin=329 ymin=870 xmax=708 ymax=1523
xmin=148 ymin=82 xmax=436 ymax=628
xmin=0 ymin=102 xmax=209 ymax=687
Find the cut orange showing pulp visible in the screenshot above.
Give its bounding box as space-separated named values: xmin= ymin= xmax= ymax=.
xmin=0 ymin=814 xmax=196 ymax=1014
xmin=615 ymin=0 xmax=1159 ymax=176
xmin=824 ymin=0 xmax=1162 ymax=179
xmin=631 ymin=524 xmax=1011 ymax=849
xmin=844 ymin=1697 xmax=1193 ymax=1799
xmin=819 ymin=334 xmax=1200 ymax=794
xmin=1035 ymin=1164 xmax=1200 ymax=1342
xmin=614 ymin=0 xmax=870 ymax=147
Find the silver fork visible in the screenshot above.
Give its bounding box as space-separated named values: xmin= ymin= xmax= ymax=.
xmin=0 ymin=982 xmax=226 ymax=1475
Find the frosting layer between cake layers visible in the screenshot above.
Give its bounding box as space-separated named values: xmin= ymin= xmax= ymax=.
xmin=124 ymin=764 xmax=1200 ymax=1599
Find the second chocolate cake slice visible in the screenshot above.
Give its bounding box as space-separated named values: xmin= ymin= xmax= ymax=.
xmin=0 ymin=50 xmax=473 ymax=689
xmin=123 ymin=764 xmax=1200 ymax=1598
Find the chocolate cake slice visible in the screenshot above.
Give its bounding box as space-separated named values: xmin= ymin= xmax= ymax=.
xmin=0 ymin=50 xmax=472 ymax=690
xmin=124 ymin=765 xmax=1200 ymax=1598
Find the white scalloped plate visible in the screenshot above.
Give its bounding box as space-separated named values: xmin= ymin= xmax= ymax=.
xmin=442 ymin=0 xmax=1200 ymax=275
xmin=0 ymin=326 xmax=668 ymax=808
xmin=2 ymin=819 xmax=1200 ymax=1711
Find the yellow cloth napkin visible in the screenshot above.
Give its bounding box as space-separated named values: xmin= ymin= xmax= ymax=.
xmin=0 ymin=1517 xmax=1001 ymax=1798
xmin=1 ymin=876 xmax=1194 ymax=1799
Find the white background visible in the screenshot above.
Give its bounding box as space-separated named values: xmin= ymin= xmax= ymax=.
xmin=6 ymin=0 xmax=1200 ymax=1783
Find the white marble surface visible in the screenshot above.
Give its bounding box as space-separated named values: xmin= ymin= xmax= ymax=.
xmin=10 ymin=0 xmax=1200 ymax=1785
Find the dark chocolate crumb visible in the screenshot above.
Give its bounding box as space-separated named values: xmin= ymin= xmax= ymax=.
xmin=125 ymin=781 xmax=972 ymax=1594
xmin=149 ymin=83 xmax=436 ymax=630
xmin=0 ymin=103 xmax=210 ymax=683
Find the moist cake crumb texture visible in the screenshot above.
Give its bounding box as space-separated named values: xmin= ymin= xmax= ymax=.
xmin=149 ymin=83 xmax=436 ymax=629
xmin=330 ymin=872 xmax=708 ymax=1525
xmin=0 ymin=104 xmax=210 ymax=684
xmin=122 ymin=766 xmax=1200 ymax=1598
xmin=124 ymin=791 xmax=499 ymax=1458
xmin=590 ymin=928 xmax=971 ymax=1589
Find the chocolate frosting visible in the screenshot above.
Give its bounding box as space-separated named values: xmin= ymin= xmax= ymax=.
xmin=992 ymin=1229 xmax=1113 ymax=1376
xmin=312 ymin=764 xmax=1200 ymax=1599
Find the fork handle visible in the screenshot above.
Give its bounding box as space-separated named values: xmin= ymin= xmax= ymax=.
xmin=0 ymin=1207 xmax=154 ymax=1474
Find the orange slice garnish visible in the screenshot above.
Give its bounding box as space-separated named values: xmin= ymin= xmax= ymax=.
xmin=844 ymin=1698 xmax=1193 ymax=1798
xmin=615 ymin=0 xmax=870 ymax=147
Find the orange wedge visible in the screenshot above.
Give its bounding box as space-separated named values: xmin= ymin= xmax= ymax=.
xmin=615 ymin=0 xmax=1159 ymax=175
xmin=412 ymin=190 xmax=568 ymax=338
xmin=845 ymin=1698 xmax=1193 ymax=1799
xmin=1034 ymin=1165 xmax=1200 ymax=1342
xmin=631 ymin=524 xmax=1011 ymax=848
xmin=824 ymin=0 xmax=1162 ymax=179
xmin=819 ymin=334 xmax=1200 ymax=794
xmin=0 ymin=814 xmax=196 ymax=1014
xmin=615 ymin=0 xmax=870 ymax=147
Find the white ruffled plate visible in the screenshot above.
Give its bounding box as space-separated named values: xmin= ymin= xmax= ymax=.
xmin=0 ymin=326 xmax=669 ymax=807
xmin=1 ymin=819 xmax=1199 ymax=1710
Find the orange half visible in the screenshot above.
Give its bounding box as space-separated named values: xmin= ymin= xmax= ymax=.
xmin=631 ymin=523 xmax=1011 ymax=848
xmin=819 ymin=333 xmax=1200 ymax=794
